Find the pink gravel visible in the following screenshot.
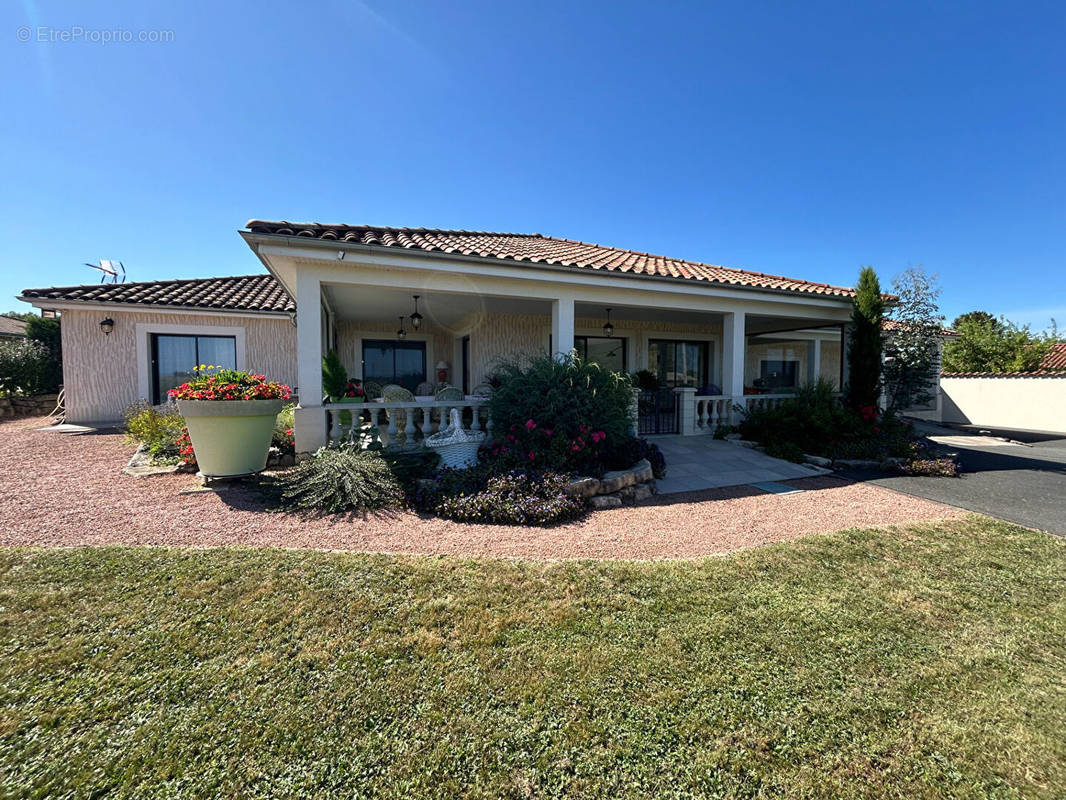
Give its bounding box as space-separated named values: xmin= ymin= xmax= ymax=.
xmin=1 ymin=416 xmax=965 ymax=560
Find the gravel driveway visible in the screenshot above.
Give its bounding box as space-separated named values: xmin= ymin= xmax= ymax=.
xmin=2 ymin=417 xmax=964 ymax=560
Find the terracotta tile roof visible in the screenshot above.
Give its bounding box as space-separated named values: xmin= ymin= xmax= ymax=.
xmin=1040 ymin=342 xmax=1066 ymax=370
xmin=19 ymin=274 xmax=294 ymax=313
xmin=0 ymin=316 xmax=27 ymax=337
xmin=245 ymin=221 xmax=858 ymax=299
xmin=883 ymin=319 xmax=958 ymax=337
xmin=942 ymin=371 xmax=1066 ymax=378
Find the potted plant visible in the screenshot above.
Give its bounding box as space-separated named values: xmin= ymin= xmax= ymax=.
xmin=337 ymin=380 xmax=365 ymax=403
xmin=169 ymin=365 xmax=292 ymax=477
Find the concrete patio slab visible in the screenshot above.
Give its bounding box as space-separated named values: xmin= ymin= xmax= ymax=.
xmin=652 ymin=436 xmax=828 ymax=495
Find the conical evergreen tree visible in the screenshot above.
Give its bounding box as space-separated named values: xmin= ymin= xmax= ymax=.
xmin=846 ymin=266 xmax=885 ymax=409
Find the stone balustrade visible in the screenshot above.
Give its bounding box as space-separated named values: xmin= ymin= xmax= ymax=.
xmin=323 ymin=398 xmax=491 ymax=449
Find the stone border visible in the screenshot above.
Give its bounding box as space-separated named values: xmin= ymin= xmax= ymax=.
xmin=0 ymin=393 xmax=59 ymax=419
xmin=566 ymin=459 xmax=657 ymax=509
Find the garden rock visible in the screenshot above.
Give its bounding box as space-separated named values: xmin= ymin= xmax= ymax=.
xmin=803 ymin=454 xmax=833 ymax=468
xmin=566 ymin=476 xmax=602 ymax=498
xmin=590 ymin=494 xmax=622 ymax=509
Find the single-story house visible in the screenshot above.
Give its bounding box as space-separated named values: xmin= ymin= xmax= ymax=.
xmin=0 ymin=315 xmax=28 ymax=339
xmin=21 ymin=222 xmax=878 ymax=454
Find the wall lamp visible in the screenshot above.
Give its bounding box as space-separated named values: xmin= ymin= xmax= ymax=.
xmin=99 ymin=317 xmax=115 ymax=336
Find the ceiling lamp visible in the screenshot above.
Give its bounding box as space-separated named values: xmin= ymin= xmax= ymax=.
xmin=396 ymin=316 xmax=407 ymax=340
xmin=602 ymin=308 xmax=614 ymax=338
xmin=409 ymin=295 xmax=423 ymax=330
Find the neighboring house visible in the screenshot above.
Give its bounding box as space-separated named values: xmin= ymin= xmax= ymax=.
xmin=882 ymin=319 xmax=958 ymax=421
xmin=21 ymin=221 xmax=882 ymax=453
xmin=1040 ymin=342 xmax=1066 ymax=371
xmin=0 ymin=315 xmax=27 ymax=339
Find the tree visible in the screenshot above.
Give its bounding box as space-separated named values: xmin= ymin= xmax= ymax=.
xmin=846 ymin=266 xmax=884 ymax=409
xmin=943 ymin=315 xmax=1060 ymax=373
xmin=882 ymin=267 xmax=944 ymax=412
xmin=951 ymin=310 xmax=998 ymax=331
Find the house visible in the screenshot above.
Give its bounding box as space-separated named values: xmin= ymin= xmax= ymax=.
xmin=1041 ymin=342 xmax=1066 ymax=371
xmin=0 ymin=315 xmax=27 ymax=339
xmin=20 ymin=222 xmax=866 ymax=454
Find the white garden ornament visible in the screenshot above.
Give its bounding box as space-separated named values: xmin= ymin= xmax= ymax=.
xmin=424 ymin=408 xmax=486 ymax=468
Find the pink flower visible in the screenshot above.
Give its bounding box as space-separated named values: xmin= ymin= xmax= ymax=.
xmin=524 ymin=419 xmax=537 ymax=431
xmin=543 ymin=428 xmax=553 ymax=436
xmin=528 ymin=452 xmax=535 ymax=461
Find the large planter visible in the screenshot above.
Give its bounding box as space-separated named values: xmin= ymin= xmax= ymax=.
xmin=177 ymin=399 xmax=283 ymax=478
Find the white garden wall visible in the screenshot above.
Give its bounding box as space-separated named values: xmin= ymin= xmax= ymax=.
xmin=940 ymin=375 xmax=1066 ymax=434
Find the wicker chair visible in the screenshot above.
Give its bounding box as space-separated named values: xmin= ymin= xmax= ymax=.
xmin=471 ymin=383 xmax=493 ymax=398
xmin=362 ymin=380 xmax=383 ymax=400
xmin=415 ymin=381 xmax=435 ymax=396
xmin=434 ymin=385 xmax=467 ymax=428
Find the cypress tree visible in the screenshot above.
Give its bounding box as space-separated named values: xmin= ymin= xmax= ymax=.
xmin=846 ymin=266 xmax=885 ymax=409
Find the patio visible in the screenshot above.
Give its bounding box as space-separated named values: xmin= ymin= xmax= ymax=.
xmin=651 ymin=436 xmax=829 ymax=494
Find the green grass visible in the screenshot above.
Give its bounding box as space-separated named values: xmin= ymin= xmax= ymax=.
xmin=1 ymin=518 xmax=1064 ymax=799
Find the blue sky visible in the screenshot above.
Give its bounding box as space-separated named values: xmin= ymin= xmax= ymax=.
xmin=4 ymin=0 xmax=1064 ymax=329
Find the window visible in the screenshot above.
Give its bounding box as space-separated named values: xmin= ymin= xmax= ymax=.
xmin=575 ymin=335 xmax=626 ymax=373
xmin=151 ymin=334 xmax=237 ymax=403
xmin=648 ymin=339 xmax=710 ymax=389
xmin=759 ymin=360 xmax=799 ymax=390
xmin=362 ymin=340 xmax=426 ymax=392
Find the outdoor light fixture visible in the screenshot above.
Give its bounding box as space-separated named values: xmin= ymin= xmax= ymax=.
xmin=288 ymin=310 xmax=297 ymax=328
xmin=602 ymin=308 xmax=614 ymax=338
xmin=99 ymin=317 xmax=114 ymax=336
xmin=409 ymin=295 xmax=423 ymax=330
xmin=397 ymin=316 xmax=407 ymax=340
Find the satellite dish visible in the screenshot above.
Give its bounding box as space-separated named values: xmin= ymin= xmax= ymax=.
xmin=84 ymin=260 xmax=126 ymax=284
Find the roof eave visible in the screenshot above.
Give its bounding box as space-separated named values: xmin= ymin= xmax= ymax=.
xmin=17 ymin=295 xmax=294 ymax=317
xmin=240 ymin=229 xmax=857 ymax=305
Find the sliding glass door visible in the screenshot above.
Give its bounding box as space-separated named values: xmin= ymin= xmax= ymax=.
xmin=151 ymin=334 xmax=237 ymax=403
xmin=647 ymin=339 xmax=711 ymax=389
xmin=362 ymin=340 xmax=427 ymax=392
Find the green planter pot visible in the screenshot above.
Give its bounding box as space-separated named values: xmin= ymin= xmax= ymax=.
xmin=177 ymin=399 xmax=283 ymax=478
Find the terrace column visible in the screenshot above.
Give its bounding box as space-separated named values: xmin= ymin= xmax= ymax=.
xmin=551 ymin=296 xmax=575 ymax=360
xmin=806 ymin=338 xmax=822 ymax=385
xmin=722 ymin=311 xmax=746 ymax=424
xmin=293 ymin=271 xmax=327 ymax=458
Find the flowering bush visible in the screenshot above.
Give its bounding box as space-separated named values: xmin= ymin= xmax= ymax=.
xmin=123 ymin=403 xmax=186 ymax=460
xmin=485 ymin=353 xmax=634 ymax=474
xmin=272 ymin=403 xmax=296 ymax=455
xmin=898 ymin=456 xmax=960 ymax=477
xmin=339 ymin=380 xmax=365 ymax=400
xmin=175 ymin=428 xmax=196 ymax=468
xmin=414 ymin=463 xmax=586 ymax=525
xmin=167 ymin=366 xmax=291 ymax=401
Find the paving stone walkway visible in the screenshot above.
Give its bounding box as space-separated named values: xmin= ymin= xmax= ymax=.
xmin=651 ymin=437 xmax=828 ymax=494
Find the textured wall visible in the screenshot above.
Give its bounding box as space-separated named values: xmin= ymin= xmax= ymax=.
xmin=60 ymin=308 xmax=296 ymax=422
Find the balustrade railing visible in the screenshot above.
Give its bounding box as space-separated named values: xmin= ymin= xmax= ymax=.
xmin=693 ymin=395 xmax=733 ymax=433
xmin=323 ymin=398 xmax=491 ymax=449
xmin=743 ymin=393 xmax=795 ymax=412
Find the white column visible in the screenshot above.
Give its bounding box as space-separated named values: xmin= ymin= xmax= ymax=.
xmin=721 ymin=311 xmax=745 ymax=397
xmin=551 ymin=296 xmax=575 ymax=360
xmin=806 ymin=338 xmax=822 ymax=385
xmin=675 ymin=386 xmax=698 ymax=435
xmin=293 ymin=271 xmax=327 ymax=457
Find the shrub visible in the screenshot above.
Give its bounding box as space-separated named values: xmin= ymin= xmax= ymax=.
xmin=898 ymin=456 xmax=960 ymax=477
xmin=415 ymin=464 xmax=586 ymax=526
xmin=123 ymin=403 xmax=186 ymax=459
xmin=0 ymin=338 xmax=54 ymax=396
xmin=277 ymin=448 xmax=405 ymax=514
xmin=739 ymin=378 xmax=915 ymax=461
xmin=486 ymin=353 xmax=633 ymax=474
xmin=272 ymin=403 xmax=296 ymax=455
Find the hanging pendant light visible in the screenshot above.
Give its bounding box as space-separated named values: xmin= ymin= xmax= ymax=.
xmin=397 ymin=316 xmax=407 ymax=340
xmin=409 ymin=295 xmax=423 ymax=330
xmin=602 ymin=308 xmax=614 ymax=338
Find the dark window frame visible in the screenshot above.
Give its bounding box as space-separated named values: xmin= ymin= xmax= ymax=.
xmin=361 ymin=339 xmax=427 ymax=391
xmin=150 ymin=333 xmax=237 ymax=404
xmin=758 ymin=359 xmax=800 ymax=390
xmin=575 ymin=335 xmax=628 ymax=371
xmin=648 ymin=338 xmax=711 ymax=389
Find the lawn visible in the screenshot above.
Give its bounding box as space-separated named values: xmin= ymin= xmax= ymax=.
xmin=1 ymin=517 xmax=1063 ymax=799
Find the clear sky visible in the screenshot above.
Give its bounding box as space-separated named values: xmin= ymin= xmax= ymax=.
xmin=5 ymin=0 xmax=1064 ymax=329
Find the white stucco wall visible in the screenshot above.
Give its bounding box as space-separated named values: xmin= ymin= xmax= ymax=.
xmin=940 ymin=376 xmax=1066 ymax=434
xmin=58 ymin=307 xmax=297 ymax=423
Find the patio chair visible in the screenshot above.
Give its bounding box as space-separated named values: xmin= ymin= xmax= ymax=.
xmin=381 ymin=384 xmax=415 ymax=439
xmin=415 ymin=381 xmax=435 ymax=397
xmin=362 ymin=380 xmax=383 ymax=400
xmin=431 ymin=385 xmax=464 ymax=427
xmin=471 ymin=383 xmax=493 ymax=398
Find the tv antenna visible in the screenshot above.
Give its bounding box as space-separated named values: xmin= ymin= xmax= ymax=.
xmin=85 ymin=260 xmax=126 ymax=284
